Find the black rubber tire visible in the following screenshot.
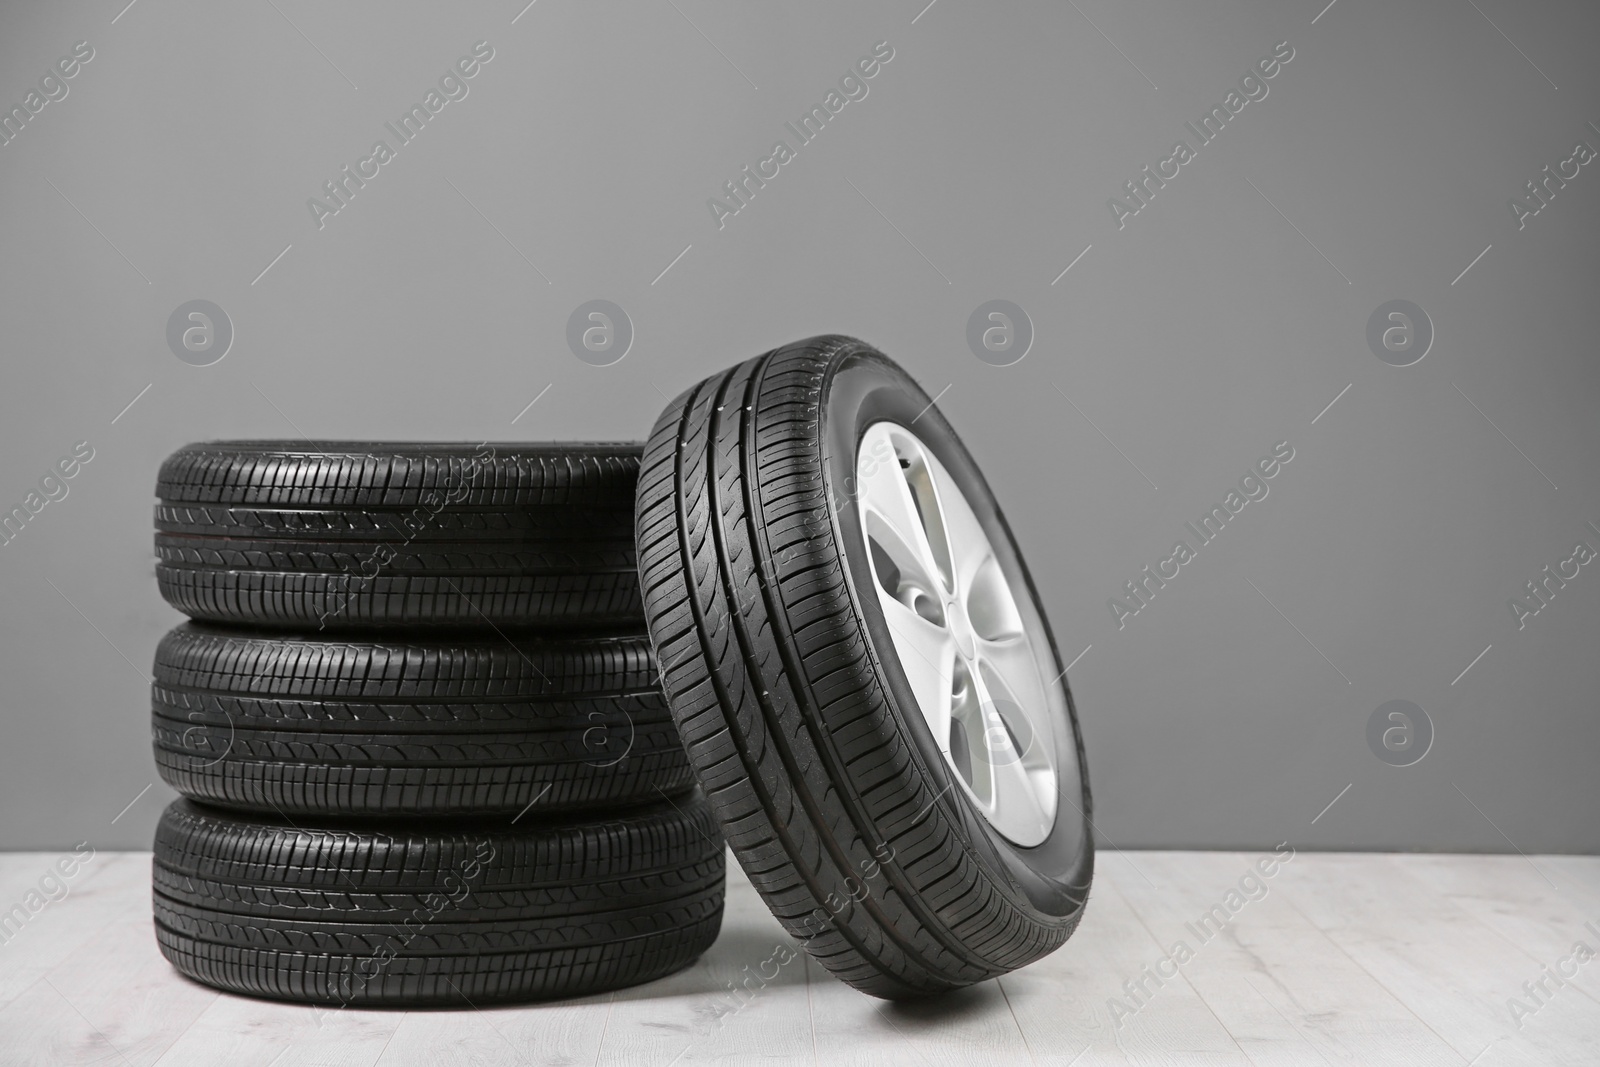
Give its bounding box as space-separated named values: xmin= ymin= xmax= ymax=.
xmin=636 ymin=335 xmax=1092 ymax=999
xmin=153 ymin=794 xmax=725 ymax=1006
xmin=155 ymin=441 xmax=642 ymax=630
xmin=152 ymin=623 xmax=692 ymax=816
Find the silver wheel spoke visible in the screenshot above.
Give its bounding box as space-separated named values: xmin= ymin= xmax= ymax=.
xmin=969 ymin=662 xmax=1052 ymax=843
xmin=927 ymin=454 xmax=995 ymax=598
xmin=982 ymin=714 xmax=1053 ymax=843
xmin=880 ymin=596 xmax=957 ymax=752
xmin=977 ymin=649 xmax=1059 ymax=838
xmin=856 ymin=432 xmax=948 ymax=593
xmin=863 ymin=507 xmax=939 ymax=599
xmin=950 ymin=661 xmax=988 ymax=801
xmin=976 ymin=634 xmax=1050 ymax=744
xmin=964 ymin=554 xmax=1026 ymax=644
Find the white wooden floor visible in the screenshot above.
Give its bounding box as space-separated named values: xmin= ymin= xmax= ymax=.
xmin=1 ymin=849 xmax=1597 ymax=1066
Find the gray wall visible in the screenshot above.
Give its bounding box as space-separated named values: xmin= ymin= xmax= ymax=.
xmin=1 ymin=0 xmax=1595 ymax=854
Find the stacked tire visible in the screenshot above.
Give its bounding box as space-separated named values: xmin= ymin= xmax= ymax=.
xmin=150 ymin=441 xmax=723 ymax=1006
xmin=147 ymin=337 xmax=1096 ymax=1008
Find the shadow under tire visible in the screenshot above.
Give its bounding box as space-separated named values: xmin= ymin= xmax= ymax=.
xmin=152 ymin=794 xmax=724 ymax=1006
xmin=155 ymin=441 xmax=644 ymax=630
xmin=152 ymin=623 xmax=693 ymax=816
xmin=636 ymin=334 xmax=1092 ymax=999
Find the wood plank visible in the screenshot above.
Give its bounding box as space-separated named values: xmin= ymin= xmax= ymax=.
xmin=1272 ymin=852 xmax=1594 ymax=1067
xmin=1106 ymin=850 xmax=1462 ymax=1066
xmin=372 ymin=996 xmax=608 ymax=1066
xmin=806 ymin=952 xmax=1034 ymax=1067
xmin=996 ymin=852 xmax=1252 ymax=1065
xmin=0 ymin=852 xmax=146 ymax=1011
xmin=152 ymin=994 xmax=405 ymax=1067
xmin=5 ymin=850 xmax=1596 ymax=1065
xmin=0 ymin=853 xmax=79 ymax=900
xmin=1538 ymin=856 xmax=1600 ymax=897
xmin=588 ymin=851 xmax=819 ymax=1066
xmin=1396 ymin=854 xmax=1600 ymax=1038
xmin=0 ymin=886 xmax=218 ymax=1066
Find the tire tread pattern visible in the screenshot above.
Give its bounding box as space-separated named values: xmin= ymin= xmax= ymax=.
xmin=155 ymin=442 xmax=643 ymax=629
xmin=152 ymin=625 xmax=692 ymax=815
xmin=152 ymin=796 xmax=723 ymax=1006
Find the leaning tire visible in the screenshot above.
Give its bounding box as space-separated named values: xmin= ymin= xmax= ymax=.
xmin=152 ymin=623 xmax=692 ymax=816
xmin=155 ymin=441 xmax=642 ymax=630
xmin=152 ymin=794 xmax=724 ymax=1006
xmin=636 ymin=335 xmax=1092 ymax=998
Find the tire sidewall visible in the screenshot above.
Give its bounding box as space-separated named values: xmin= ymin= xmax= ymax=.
xmin=813 ymin=340 xmax=1092 ymax=921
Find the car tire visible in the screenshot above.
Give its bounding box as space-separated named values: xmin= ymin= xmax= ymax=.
xmin=152 ymin=623 xmax=693 ymax=816
xmin=153 ymin=793 xmax=724 ymax=1006
xmin=155 ymin=441 xmax=642 ymax=630
xmin=636 ymin=334 xmax=1092 ymax=999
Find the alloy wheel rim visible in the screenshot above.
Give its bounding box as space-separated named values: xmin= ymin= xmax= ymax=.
xmin=855 ymin=421 xmax=1060 ymax=847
